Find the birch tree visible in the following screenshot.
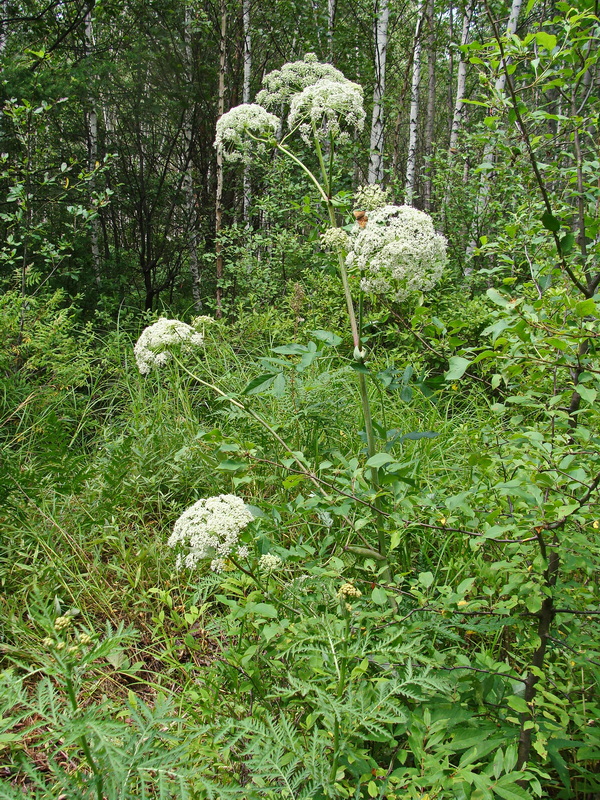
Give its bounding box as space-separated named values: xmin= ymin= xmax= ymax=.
xmin=183 ymin=3 xmax=202 ymax=310
xmin=242 ymin=0 xmax=251 ymax=221
xmin=469 ymin=0 xmax=523 ymax=249
xmin=215 ymin=0 xmax=227 ymax=317
xmin=422 ymin=0 xmax=436 ymax=210
xmin=404 ymin=1 xmax=423 ymax=204
xmin=368 ymin=0 xmax=389 ymax=184
xmin=84 ymin=7 xmax=101 ymax=288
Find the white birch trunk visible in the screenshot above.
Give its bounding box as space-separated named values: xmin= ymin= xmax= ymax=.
xmin=84 ymin=9 xmax=101 ymax=288
xmin=449 ymin=0 xmax=473 ymax=152
xmin=327 ymin=0 xmax=336 ymax=61
xmin=215 ymin=0 xmax=227 ymax=317
xmin=404 ymin=2 xmax=423 ymax=205
xmin=184 ymin=3 xmax=201 ymax=310
xmin=368 ymin=0 xmax=389 ymax=185
xmin=469 ymin=0 xmax=523 ymax=255
xmin=242 ymin=0 xmax=252 ymax=221
xmin=423 ymin=0 xmax=436 ymax=210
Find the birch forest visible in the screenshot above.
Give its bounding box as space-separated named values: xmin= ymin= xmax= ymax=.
xmin=1 ymin=0 xmax=599 ymax=797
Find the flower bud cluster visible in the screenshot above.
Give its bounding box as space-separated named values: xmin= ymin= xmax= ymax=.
xmin=288 ymin=78 xmax=365 ymax=143
xmin=256 ymin=53 xmax=348 ymax=108
xmin=320 ymin=227 xmax=349 ymax=251
xmin=215 ymin=104 xmax=280 ymax=164
xmin=337 ymin=582 xmax=362 ymax=600
xmin=258 ymin=553 xmax=282 ymax=573
xmin=168 ymin=494 xmax=254 ymax=573
xmin=346 ymin=205 xmax=447 ymax=302
xmin=134 ymin=318 xmax=204 ymax=375
xmin=353 ymin=184 xmax=390 ymax=212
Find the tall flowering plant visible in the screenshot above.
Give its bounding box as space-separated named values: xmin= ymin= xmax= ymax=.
xmin=215 ymin=54 xmax=447 ymax=559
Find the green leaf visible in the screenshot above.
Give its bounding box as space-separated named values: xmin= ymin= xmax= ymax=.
xmin=445 ymin=356 xmax=472 ymax=381
xmin=486 ymin=288 xmax=510 ymax=308
xmin=541 ymin=211 xmax=560 ymax=232
xmin=577 ymin=384 xmax=597 ymax=404
xmin=217 ymin=459 xmax=247 ymax=472
xmin=243 ymin=373 xmax=278 ymax=395
xmin=311 ymin=329 xmax=342 ymax=346
xmin=494 ymin=776 xmax=531 ymax=800
xmin=272 ymin=343 xmax=307 ymax=354
xmin=366 ymin=452 xmax=394 ymax=468
xmin=559 ymin=232 xmax=574 ymax=255
xmin=535 ymin=31 xmax=557 ymax=50
xmin=507 ymin=696 xmax=529 ymax=715
xmin=418 ymin=571 xmax=434 ymax=588
xmin=371 ymin=586 xmax=388 ymax=605
xmin=575 ymin=298 xmax=596 ymax=317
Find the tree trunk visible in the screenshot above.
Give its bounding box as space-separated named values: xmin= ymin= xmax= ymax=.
xmin=215 ymin=0 xmax=227 ymax=317
xmin=327 ymin=0 xmax=336 ymax=61
xmin=449 ymin=0 xmax=473 ymax=153
xmin=422 ymin=0 xmax=436 ymax=210
xmin=184 ymin=3 xmax=202 ymax=311
xmin=442 ymin=0 xmax=473 ymax=228
xmin=84 ymin=8 xmax=102 ymax=288
xmin=242 ymin=0 xmax=251 ymax=222
xmin=404 ymin=2 xmax=423 ymax=205
xmin=368 ymin=0 xmax=389 ymax=184
xmin=469 ymin=0 xmax=523 ymax=251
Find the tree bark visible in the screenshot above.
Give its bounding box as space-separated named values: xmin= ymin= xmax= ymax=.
xmin=422 ymin=0 xmax=436 ymax=210
xmin=404 ymin=1 xmax=423 ymax=205
xmin=184 ymin=3 xmax=201 ymax=311
xmin=368 ymin=0 xmax=389 ymax=184
xmin=469 ymin=0 xmax=523 ymax=251
xmin=215 ymin=0 xmax=227 ymax=317
xmin=84 ymin=7 xmax=102 ymax=288
xmin=242 ymin=0 xmax=251 ymax=222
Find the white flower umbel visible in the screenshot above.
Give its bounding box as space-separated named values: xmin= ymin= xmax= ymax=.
xmin=347 ymin=205 xmax=447 ymax=302
xmin=168 ymin=494 xmax=254 ymax=572
xmin=134 ymin=318 xmax=204 ymax=375
xmin=353 ymin=184 xmax=390 ymax=212
xmin=256 ymin=53 xmax=348 ymax=109
xmin=215 ymin=104 xmax=280 ymax=163
xmin=320 ymin=227 xmax=349 ymax=251
xmin=258 ymin=553 xmax=282 ymax=573
xmin=288 ymin=78 xmax=365 ymax=143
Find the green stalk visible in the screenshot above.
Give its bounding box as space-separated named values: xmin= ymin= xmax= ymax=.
xmin=312 ymin=125 xmax=386 ymax=558
xmin=329 ymin=611 xmax=350 ymax=783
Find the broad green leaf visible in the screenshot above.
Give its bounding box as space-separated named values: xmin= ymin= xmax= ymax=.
xmin=575 ymin=298 xmax=596 ymax=317
xmin=272 ymin=343 xmax=307 ymax=354
xmin=507 ymin=695 xmax=529 ymax=714
xmin=541 ymin=211 xmax=560 ymax=232
xmin=494 ymin=776 xmax=531 ymax=800
xmin=366 ymin=452 xmax=394 ymax=468
xmin=311 ymin=329 xmax=342 ymax=346
xmin=418 ymin=571 xmax=434 ymax=588
xmin=535 ymin=31 xmax=557 ymax=50
xmin=371 ymin=586 xmax=388 ymax=605
xmin=577 ymin=384 xmax=597 ymax=403
xmin=243 ymin=373 xmax=278 ymax=395
xmin=559 ymin=232 xmax=574 ymax=255
xmin=445 ymin=356 xmax=472 ymax=381
xmin=486 ymin=288 xmax=511 ymax=308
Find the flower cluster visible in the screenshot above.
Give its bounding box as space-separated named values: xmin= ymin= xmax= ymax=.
xmin=320 ymin=227 xmax=349 ymax=251
xmin=256 ymin=53 xmax=348 ymax=109
xmin=258 ymin=553 xmax=282 ymax=573
xmin=353 ymin=183 xmax=390 ymax=212
xmin=134 ymin=318 xmax=204 ymax=375
xmin=346 ymin=205 xmax=447 ymax=302
xmin=337 ymin=582 xmax=362 ymax=600
xmin=288 ymin=78 xmax=365 ymax=143
xmin=168 ymin=494 xmax=254 ymax=573
xmin=215 ymin=104 xmax=280 ymax=163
